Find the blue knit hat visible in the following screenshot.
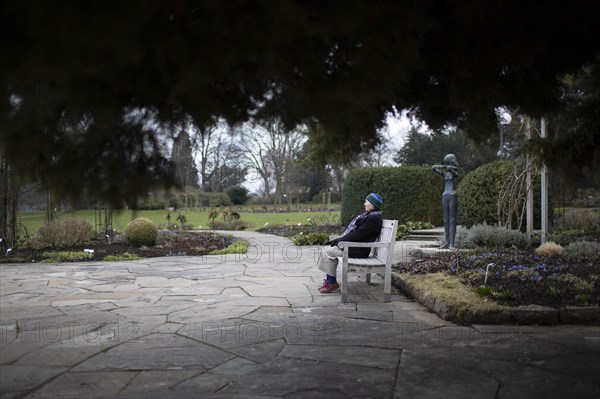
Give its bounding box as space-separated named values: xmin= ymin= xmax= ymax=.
xmin=366 ymin=193 xmax=383 ymax=210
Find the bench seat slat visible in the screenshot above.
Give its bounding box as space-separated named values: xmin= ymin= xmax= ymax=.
xmin=346 ymin=257 xmax=386 ymax=266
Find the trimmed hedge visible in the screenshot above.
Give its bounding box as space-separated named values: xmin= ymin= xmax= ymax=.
xmin=457 ymin=160 xmax=547 ymax=228
xmin=125 ymin=217 xmax=158 ymax=246
xmin=456 ymin=161 xmax=513 ymax=228
xmin=342 ymin=166 xmax=443 ymax=226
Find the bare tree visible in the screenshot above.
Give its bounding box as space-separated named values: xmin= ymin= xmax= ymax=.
xmin=358 ymin=134 xmax=396 ymax=167
xmin=326 ymin=137 xmax=395 ymax=193
xmin=171 ymin=129 xmax=199 ymax=188
xmin=498 ymin=158 xmax=540 ymax=230
xmin=234 ymin=118 xmax=306 ymax=203
xmin=187 ymin=116 xmax=231 ymax=191
xmin=497 ymin=115 xmax=542 ymax=230
xmin=207 ymin=139 xmax=240 ymax=192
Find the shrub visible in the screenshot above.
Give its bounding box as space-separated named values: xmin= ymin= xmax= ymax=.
xmin=157 ymin=229 xmax=177 ymax=242
xmin=457 ymin=160 xmax=547 ymax=228
xmin=454 ymin=225 xmax=473 ymax=248
xmin=198 ymin=192 xmax=233 ymax=207
xmin=103 ymin=253 xmax=142 ymax=261
xmin=548 ymin=274 xmax=593 ymax=292
xmin=578 ymin=294 xmax=592 ymax=305
xmin=458 ymin=223 xmax=529 ymax=249
xmin=209 ymin=240 xmax=249 ymax=255
xmin=227 ymin=186 xmax=249 ymax=205
xmin=457 ymin=161 xmax=511 ymax=228
xmin=547 ymin=285 xmax=563 ymax=300
xmin=41 ymin=251 xmax=90 ymax=262
xmin=36 ymin=217 xmax=95 ymax=248
xmin=209 ymin=220 xmax=250 ymax=230
xmin=311 ymin=190 xmax=341 ymax=204
xmin=535 ymin=241 xmax=564 ymax=256
xmin=475 ymin=285 xmax=493 ymax=297
xmin=564 ymin=241 xmax=600 ymax=260
xmin=307 ymin=214 xmax=340 ymax=227
xmin=555 ymin=209 xmax=599 ymax=232
xmin=112 ymin=233 xmax=126 ymax=244
xmin=497 ymin=290 xmax=516 ymax=300
xmin=125 ymin=217 xmax=158 ymax=246
xmin=396 ymin=221 xmax=435 ymax=240
xmin=133 ymin=198 xmax=167 ymax=210
xmin=342 ymin=166 xmax=443 ymax=226
xmin=291 ymin=232 xmax=330 ymax=246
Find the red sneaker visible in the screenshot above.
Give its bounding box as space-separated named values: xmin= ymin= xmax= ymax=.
xmin=319 ymin=282 xmax=339 ymax=293
xmin=318 ymin=279 xmax=329 ymax=289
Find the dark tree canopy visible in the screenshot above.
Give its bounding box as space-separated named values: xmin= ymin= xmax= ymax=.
xmin=1 ymin=0 xmax=599 ymax=205
xmin=395 ymin=128 xmax=497 ymax=173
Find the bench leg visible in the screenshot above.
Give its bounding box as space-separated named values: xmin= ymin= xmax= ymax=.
xmin=383 ymin=264 xmax=392 ymax=303
xmin=365 ymin=272 xmax=371 ymax=283
xmin=341 ymin=261 xmax=348 ymax=303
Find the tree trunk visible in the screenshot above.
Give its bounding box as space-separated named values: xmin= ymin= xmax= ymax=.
xmin=0 ymin=157 xmax=21 ymax=246
xmin=0 ymin=156 xmax=8 ymax=242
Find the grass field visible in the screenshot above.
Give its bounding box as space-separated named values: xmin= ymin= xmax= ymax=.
xmin=17 ymin=208 xmax=342 ymax=236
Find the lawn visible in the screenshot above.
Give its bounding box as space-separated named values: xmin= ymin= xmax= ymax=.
xmin=17 ymin=208 xmax=341 ymax=236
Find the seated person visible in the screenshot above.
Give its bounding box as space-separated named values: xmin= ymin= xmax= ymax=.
xmin=317 ymin=193 xmax=384 ymax=293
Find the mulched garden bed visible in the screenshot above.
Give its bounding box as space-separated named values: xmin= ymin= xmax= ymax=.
xmin=393 ymin=249 xmax=600 ymax=308
xmin=1 ymin=231 xmax=237 ymax=263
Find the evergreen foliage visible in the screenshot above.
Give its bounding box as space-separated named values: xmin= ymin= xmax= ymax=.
xmin=341 ymin=167 xmax=443 ymax=226
xmin=207 ymin=165 xmax=248 ymax=193
xmin=564 ymin=241 xmax=600 ymax=261
xmin=41 ymin=251 xmax=91 ymax=263
xmin=208 ymin=240 xmax=249 ymax=255
xmin=291 ymin=232 xmax=330 ymax=246
xmin=200 ymin=192 xmax=233 ymax=208
xmin=1 ymin=1 xmax=599 ymax=205
xmin=227 ymin=186 xmax=249 ymax=205
xmin=171 ymin=131 xmax=199 ymax=188
xmin=103 ymin=252 xmax=142 ymax=261
xmin=457 ymin=161 xmax=546 ymax=228
xmin=457 ymin=162 xmax=512 ymax=228
xmin=125 ymin=217 xmax=158 ymax=247
xmin=395 ymin=128 xmax=497 ymax=172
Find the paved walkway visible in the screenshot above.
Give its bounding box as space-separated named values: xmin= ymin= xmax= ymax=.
xmin=1 ymin=231 xmax=599 ymax=398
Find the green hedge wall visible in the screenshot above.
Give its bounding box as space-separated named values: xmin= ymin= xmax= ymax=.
xmin=457 ymin=160 xmax=548 ymax=228
xmin=342 ymin=166 xmax=443 ymax=226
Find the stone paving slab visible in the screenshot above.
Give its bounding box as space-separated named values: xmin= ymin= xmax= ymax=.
xmin=1 ymin=231 xmax=599 ymax=398
xmin=220 ymin=357 xmax=397 ymax=398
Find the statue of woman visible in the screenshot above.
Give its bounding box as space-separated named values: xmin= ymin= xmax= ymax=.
xmin=432 ymin=154 xmax=459 ymax=249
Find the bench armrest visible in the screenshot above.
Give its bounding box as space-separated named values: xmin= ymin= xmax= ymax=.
xmin=337 ymin=241 xmax=390 ymax=249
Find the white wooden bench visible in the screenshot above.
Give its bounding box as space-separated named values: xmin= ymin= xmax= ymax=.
xmin=337 ymin=219 xmax=398 ymax=303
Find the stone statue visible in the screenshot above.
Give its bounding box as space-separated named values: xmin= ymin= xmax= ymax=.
xmin=432 ymin=154 xmax=459 ymax=249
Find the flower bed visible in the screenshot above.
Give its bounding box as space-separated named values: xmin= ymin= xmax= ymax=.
xmin=393 ymin=249 xmax=600 ymax=308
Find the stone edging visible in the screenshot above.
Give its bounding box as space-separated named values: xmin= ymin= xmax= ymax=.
xmin=391 ymin=272 xmax=600 ymax=325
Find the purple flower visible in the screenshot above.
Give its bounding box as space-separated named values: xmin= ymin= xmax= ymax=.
xmin=530 ymin=273 xmax=543 ymax=282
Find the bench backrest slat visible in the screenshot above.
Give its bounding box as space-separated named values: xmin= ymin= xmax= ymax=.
xmin=372 ymin=219 xmax=397 ymax=262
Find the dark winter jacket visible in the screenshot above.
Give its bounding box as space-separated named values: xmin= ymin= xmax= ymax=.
xmin=331 ymin=211 xmax=383 ymax=258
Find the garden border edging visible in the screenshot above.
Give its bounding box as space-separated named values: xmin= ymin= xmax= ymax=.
xmin=391 ymin=272 xmax=600 ymax=325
